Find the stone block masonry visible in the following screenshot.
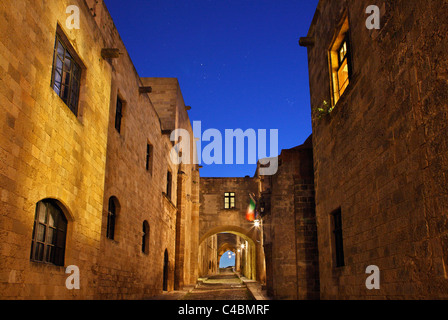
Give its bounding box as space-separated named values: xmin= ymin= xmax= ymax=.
xmin=0 ymin=0 xmax=112 ymax=299
xmin=0 ymin=0 xmax=200 ymax=300
xmin=303 ymin=0 xmax=448 ymax=299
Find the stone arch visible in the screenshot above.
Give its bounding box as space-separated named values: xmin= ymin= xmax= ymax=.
xmin=31 ymin=197 xmax=75 ymax=222
xmin=30 ymin=198 xmax=71 ymax=266
xmin=199 ymin=225 xmax=258 ymax=280
xmin=199 ymin=225 xmax=258 ymax=245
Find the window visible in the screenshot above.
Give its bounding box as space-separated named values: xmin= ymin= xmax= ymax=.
xmin=142 ymin=221 xmax=150 ymax=254
xmin=166 ymin=171 xmax=172 ymax=200
xmin=329 ymin=17 xmax=352 ymax=105
xmin=146 ymin=143 xmax=153 ymax=172
xmin=163 ymin=249 xmax=169 ymax=291
xmin=51 ymin=33 xmax=82 ymax=116
xmin=224 ymin=192 xmax=235 ymax=209
xmin=107 ymin=197 xmax=118 ymax=240
xmin=336 ymin=37 xmax=350 ymax=95
xmin=332 ymin=208 xmax=345 ymax=267
xmin=30 ymin=200 xmax=68 ymax=266
xmin=115 ymin=96 xmax=123 ymax=133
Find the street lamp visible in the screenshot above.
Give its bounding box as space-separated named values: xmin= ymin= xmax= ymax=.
xmin=240 ymin=244 xmax=245 ymax=249
xmin=254 ymin=219 xmax=260 ymax=228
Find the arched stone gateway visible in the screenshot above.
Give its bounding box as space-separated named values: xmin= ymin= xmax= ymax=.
xmin=199 ymin=177 xmax=266 ymax=283
xmin=198 ymin=225 xmax=262 ymax=281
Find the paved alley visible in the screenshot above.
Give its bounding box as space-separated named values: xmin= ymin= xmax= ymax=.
xmin=181 ymin=272 xmax=254 ymax=300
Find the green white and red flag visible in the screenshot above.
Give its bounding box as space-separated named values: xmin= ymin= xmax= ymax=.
xmin=246 ymin=194 xmax=256 ymax=222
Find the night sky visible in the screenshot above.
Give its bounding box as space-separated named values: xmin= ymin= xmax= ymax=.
xmin=104 ymin=0 xmax=319 ymax=177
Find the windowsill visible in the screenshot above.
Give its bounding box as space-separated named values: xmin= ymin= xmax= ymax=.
xmin=30 ymin=260 xmax=65 ymax=270
xmin=327 ymin=71 xmax=361 ymax=121
xmin=106 ymin=237 xmax=119 ymax=245
xmin=332 ymin=265 xmax=346 ymax=277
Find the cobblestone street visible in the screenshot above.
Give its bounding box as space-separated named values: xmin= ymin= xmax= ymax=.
xmin=181 ymin=272 xmax=254 ymax=300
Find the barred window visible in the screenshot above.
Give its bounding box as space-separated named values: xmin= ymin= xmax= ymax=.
xmin=51 ymin=34 xmax=81 ymax=116
xmin=30 ymin=200 xmax=68 ymax=266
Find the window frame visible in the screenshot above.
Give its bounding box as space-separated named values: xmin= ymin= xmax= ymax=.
xmin=106 ymin=197 xmax=118 ymax=240
xmin=224 ymin=192 xmax=236 ymax=209
xmin=50 ymin=32 xmax=82 ymax=116
xmin=336 ymin=36 xmax=350 ymax=94
xmin=166 ymin=170 xmax=172 ymax=200
xmin=329 ymin=16 xmax=353 ymax=107
xmin=30 ymin=200 xmax=68 ymax=266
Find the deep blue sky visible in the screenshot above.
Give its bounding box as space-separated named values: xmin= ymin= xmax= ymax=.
xmin=104 ymin=0 xmax=319 ymax=177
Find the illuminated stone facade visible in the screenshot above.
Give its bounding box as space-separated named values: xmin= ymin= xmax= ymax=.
xmin=0 ymin=0 xmax=199 ymax=299
xmin=2 ymin=0 xmax=447 ymax=301
xmin=302 ymin=0 xmax=448 ymax=299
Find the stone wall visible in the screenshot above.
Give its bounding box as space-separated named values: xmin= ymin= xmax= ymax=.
xmin=0 ymin=0 xmax=111 ymax=299
xmin=0 ymin=0 xmax=200 ymax=299
xmin=198 ymin=177 xmax=262 ymax=281
xmin=260 ymin=137 xmax=319 ymax=300
xmin=198 ymin=234 xmax=218 ymax=277
xmin=304 ymin=0 xmax=448 ymax=299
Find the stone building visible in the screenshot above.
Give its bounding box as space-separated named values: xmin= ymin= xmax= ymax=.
xmin=196 ymin=137 xmax=320 ymax=300
xmin=0 ymin=0 xmax=199 ymax=299
xmin=259 ymin=137 xmax=320 ymax=300
xmin=0 ymin=0 xmax=113 ymax=299
xmin=198 ymin=177 xmax=263 ymax=282
xmin=300 ymin=0 xmax=448 ymax=299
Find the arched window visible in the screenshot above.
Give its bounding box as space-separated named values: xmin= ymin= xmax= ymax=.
xmin=30 ymin=199 xmax=68 ymax=266
xmin=142 ymin=221 xmax=150 ymax=254
xmin=107 ymin=197 xmax=119 ymax=240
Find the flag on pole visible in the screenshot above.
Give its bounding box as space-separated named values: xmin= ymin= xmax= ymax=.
xmin=246 ymin=194 xmax=256 ymax=222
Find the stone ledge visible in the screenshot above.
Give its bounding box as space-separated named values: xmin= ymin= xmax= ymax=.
xmin=237 ymin=274 xmax=271 ymax=300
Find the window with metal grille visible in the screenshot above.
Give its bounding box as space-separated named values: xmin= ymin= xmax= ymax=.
xmin=332 ymin=208 xmax=345 ymax=267
xmin=51 ymin=34 xmax=81 ymax=116
xmin=30 ymin=200 xmax=68 ymax=266
xmin=115 ymin=97 xmax=123 ymax=133
xmin=224 ymin=192 xmax=235 ymax=209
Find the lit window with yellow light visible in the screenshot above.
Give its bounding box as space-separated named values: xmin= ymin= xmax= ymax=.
xmin=329 ymin=17 xmax=352 ymax=106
